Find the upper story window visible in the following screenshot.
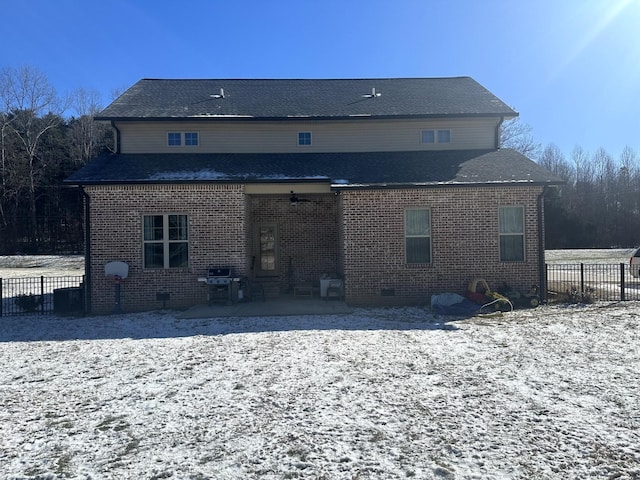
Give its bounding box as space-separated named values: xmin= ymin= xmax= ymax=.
xmin=184 ymin=132 xmax=199 ymax=146
xmin=168 ymin=132 xmax=182 ymax=146
xmin=421 ymin=129 xmax=451 ymax=144
xmin=167 ymin=132 xmax=199 ymax=147
xmin=298 ymin=131 xmax=312 ymax=146
xmin=143 ymin=214 xmax=189 ymax=269
xmin=437 ymin=129 xmax=451 ymax=143
xmin=499 ymin=206 xmax=525 ymax=262
xmin=405 ymin=208 xmax=431 ymax=264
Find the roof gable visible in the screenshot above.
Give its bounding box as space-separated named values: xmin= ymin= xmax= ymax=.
xmin=97 ymin=78 xmax=517 ymax=120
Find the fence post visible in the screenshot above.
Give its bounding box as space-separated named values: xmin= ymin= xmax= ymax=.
xmin=580 ymin=263 xmax=585 ymax=296
xmin=0 ymin=278 xmax=3 ymax=317
xmin=40 ymin=276 xmax=45 ymax=314
xmin=82 ymin=275 xmax=87 ymax=315
xmin=620 ymin=263 xmax=626 ymax=301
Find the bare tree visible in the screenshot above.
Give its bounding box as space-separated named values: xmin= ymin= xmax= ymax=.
xmin=499 ymin=117 xmax=542 ymax=160
xmin=619 ymin=145 xmax=638 ymax=179
xmin=539 ymin=143 xmax=573 ymax=182
xmin=571 ymin=145 xmax=593 ymax=185
xmin=618 ymin=146 xmax=640 ymax=219
xmin=0 ymin=65 xmax=67 ymax=242
xmin=592 ymin=147 xmax=615 ymax=186
xmin=69 ymin=87 xmax=108 ymax=165
xmin=0 ymin=85 xmax=12 ymax=226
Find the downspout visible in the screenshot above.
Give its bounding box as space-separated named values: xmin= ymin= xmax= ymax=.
xmin=537 ymin=186 xmax=548 ymax=303
xmin=81 ymin=186 xmax=92 ymax=314
xmin=111 ymin=121 xmax=121 ymax=154
xmin=495 ymin=116 xmax=504 ymax=149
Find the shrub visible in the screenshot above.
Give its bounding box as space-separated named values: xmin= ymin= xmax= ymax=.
xmin=15 ymin=294 xmax=42 ymax=312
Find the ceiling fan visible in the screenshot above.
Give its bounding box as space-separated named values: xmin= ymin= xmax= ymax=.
xmin=289 ymin=191 xmax=312 ymax=205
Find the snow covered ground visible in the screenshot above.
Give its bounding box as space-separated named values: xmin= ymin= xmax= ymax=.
xmin=0 ymin=256 xmax=84 ymax=279
xmin=545 ymin=249 xmax=635 ymax=264
xmin=1 ymin=252 xmax=639 ymax=479
xmin=1 ymin=302 xmax=639 ymax=479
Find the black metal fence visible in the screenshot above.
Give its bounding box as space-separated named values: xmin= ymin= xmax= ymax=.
xmin=0 ymin=276 xmax=85 ymax=316
xmin=0 ymin=264 xmax=638 ymax=316
xmin=545 ymin=263 xmax=640 ymax=302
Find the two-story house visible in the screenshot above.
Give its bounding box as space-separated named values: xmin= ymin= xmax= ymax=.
xmin=66 ymin=77 xmax=562 ymax=314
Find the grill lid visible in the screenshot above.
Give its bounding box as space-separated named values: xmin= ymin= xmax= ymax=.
xmin=207 ymin=267 xmax=232 ymax=277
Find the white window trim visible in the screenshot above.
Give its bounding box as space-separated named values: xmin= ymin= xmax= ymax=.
xmin=297 ymin=131 xmax=312 ymax=147
xmin=404 ymin=207 xmax=432 ymax=264
xmin=184 ymin=131 xmax=199 ymax=146
xmin=499 ymin=206 xmax=525 ymax=262
xmin=143 ymin=214 xmax=189 ymax=269
xmin=437 ymin=129 xmax=451 ymax=144
xmin=167 ymin=132 xmax=182 ymax=147
xmin=420 ymin=129 xmax=452 ymax=144
xmin=167 ymin=131 xmax=200 ymax=147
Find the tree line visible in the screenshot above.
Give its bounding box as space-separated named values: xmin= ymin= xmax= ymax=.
xmin=1 ymin=65 xmax=639 ymax=254
xmin=0 ymin=66 xmax=112 ymax=253
xmin=501 ymin=119 xmax=640 ymax=249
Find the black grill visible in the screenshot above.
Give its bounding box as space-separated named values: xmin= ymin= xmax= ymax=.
xmin=198 ymin=267 xmax=240 ymax=304
xmin=205 ymin=267 xmax=234 ymax=285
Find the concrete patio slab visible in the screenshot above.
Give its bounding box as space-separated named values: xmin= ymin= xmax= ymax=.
xmin=178 ymin=296 xmax=353 ymax=319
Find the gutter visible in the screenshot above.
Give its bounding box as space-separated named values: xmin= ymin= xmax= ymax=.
xmin=95 ymin=112 xmax=515 ymax=123
xmin=495 ymin=116 xmax=504 ymax=149
xmin=111 ymin=121 xmax=121 ymax=154
xmin=537 ymin=186 xmax=548 ymax=303
xmin=81 ymin=186 xmax=92 ymax=314
xmin=331 ymin=181 xmax=559 ymax=192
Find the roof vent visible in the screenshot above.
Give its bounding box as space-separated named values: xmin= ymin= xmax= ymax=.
xmin=362 ymin=87 xmax=381 ymax=98
xmin=210 ymin=88 xmax=225 ymax=99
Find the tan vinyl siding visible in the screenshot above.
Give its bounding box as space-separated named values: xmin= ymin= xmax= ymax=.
xmin=117 ymin=118 xmax=500 ymax=154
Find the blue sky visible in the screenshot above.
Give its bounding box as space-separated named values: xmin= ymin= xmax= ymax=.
xmin=3 ymin=0 xmax=639 ymax=160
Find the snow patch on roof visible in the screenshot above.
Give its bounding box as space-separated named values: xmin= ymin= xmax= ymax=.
xmin=189 ymin=114 xmax=254 ymax=118
xmin=147 ymin=170 xmax=332 ymax=182
xmin=148 ymin=170 xmax=231 ymax=180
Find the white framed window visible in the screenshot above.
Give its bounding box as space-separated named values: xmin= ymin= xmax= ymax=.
xmin=437 ymin=129 xmax=451 ymax=143
xmin=298 ymin=131 xmax=312 ymax=146
xmin=499 ymin=206 xmax=524 ymax=262
xmin=405 ymin=208 xmax=431 ymax=264
xmin=421 ymin=130 xmax=435 ymax=144
xmin=167 ymin=132 xmax=199 ymax=147
xmin=421 ymin=129 xmax=451 ymax=144
xmin=143 ymin=214 xmax=189 ymax=268
xmin=167 ymin=132 xmax=181 ymax=146
xmin=184 ymin=132 xmax=199 ymax=146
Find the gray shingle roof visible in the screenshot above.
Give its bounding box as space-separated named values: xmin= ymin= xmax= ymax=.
xmin=96 ymin=78 xmax=517 ymax=120
xmin=65 ymin=149 xmax=563 ymax=187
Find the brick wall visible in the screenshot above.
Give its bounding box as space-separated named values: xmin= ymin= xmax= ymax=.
xmin=86 ymin=184 xmax=247 ymax=314
xmin=341 ymin=186 xmax=545 ymax=305
xmin=85 ymin=183 xmax=544 ymax=311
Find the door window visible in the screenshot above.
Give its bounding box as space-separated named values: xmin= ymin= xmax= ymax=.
xmin=256 ymin=224 xmax=278 ymax=274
